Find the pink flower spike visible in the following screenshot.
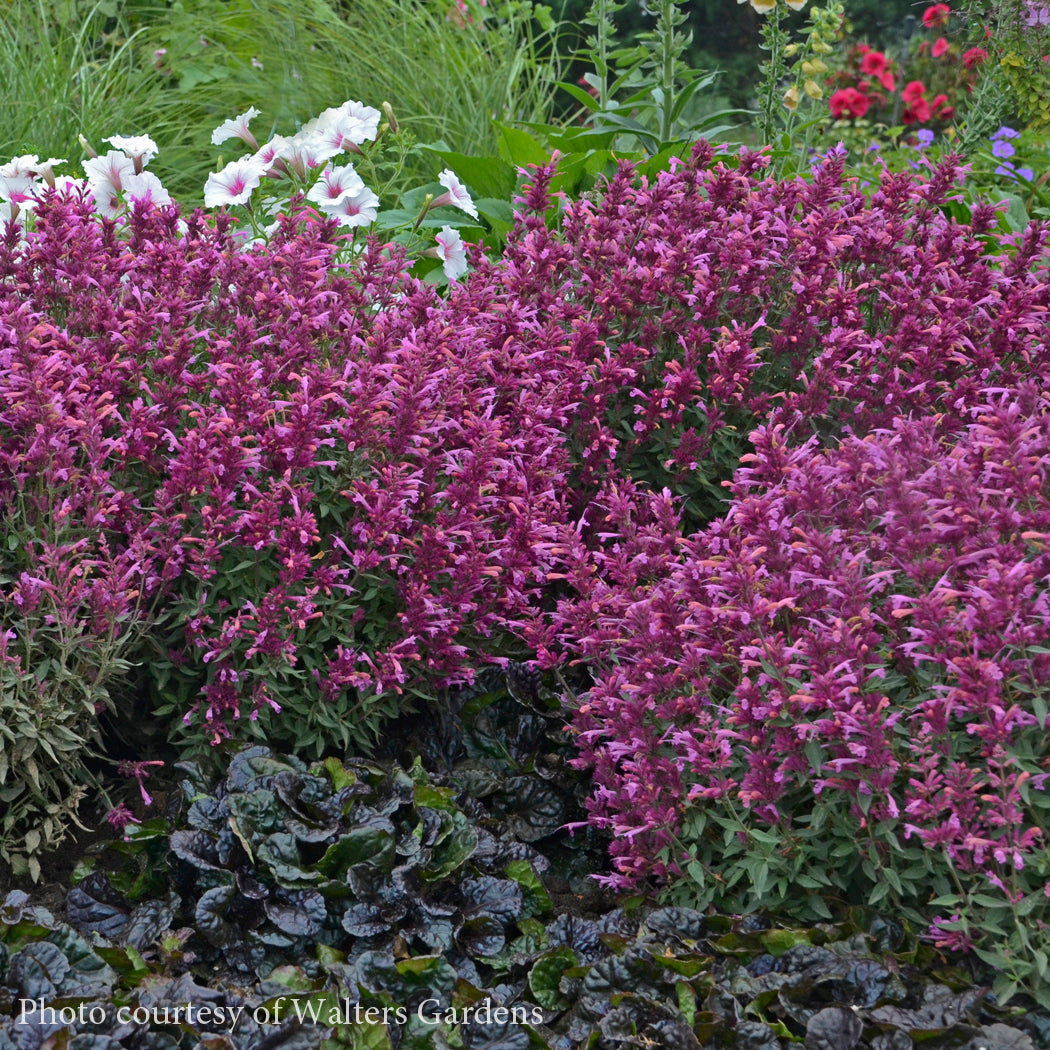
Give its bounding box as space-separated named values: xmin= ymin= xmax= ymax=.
xmin=203 ymin=155 xmax=266 ymax=207
xmin=433 ymin=169 xmax=479 ymax=219
xmin=211 ymin=106 xmax=262 ymax=150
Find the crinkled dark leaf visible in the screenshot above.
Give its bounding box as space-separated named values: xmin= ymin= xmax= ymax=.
xmin=187 ymin=795 xmax=227 ymax=833
xmin=227 ymin=788 xmax=283 ymax=839
xmin=870 ymin=916 xmax=905 ymax=953
xmin=547 ymin=915 xmax=604 ymax=963
xmin=342 ymin=903 xmax=393 ymax=939
xmin=497 ymin=778 xmax=563 ymax=842
xmin=195 ymin=885 xmax=236 ymax=948
xmin=452 ymin=763 xmax=503 ymax=799
xmin=735 ymin=1022 xmax=784 ymax=1050
xmin=1 ymin=890 xmax=31 ymax=925
xmin=641 ymin=908 xmax=706 ymax=944
xmin=967 ymin=1025 xmax=1034 ymax=1050
xmin=43 ymin=927 xmax=117 ymax=994
xmin=773 ymin=944 xmax=838 ymax=974
xmin=423 ymin=811 xmax=478 ymax=879
xmin=460 ymin=1018 xmax=530 ymax=1050
xmin=264 ymin=889 xmax=326 ymax=937
xmin=805 ymin=1007 xmax=864 ymax=1050
xmin=272 ymin=771 xmax=331 ymax=811
xmin=68 ymin=1036 xmax=120 ymax=1050
xmin=582 ymin=952 xmax=662 ymax=1000
xmin=871 ymin=1034 xmax=913 ymax=1050
xmin=66 ymin=874 xmax=128 ymax=941
xmin=413 ymin=917 xmax=457 ymax=954
xmin=870 ymin=986 xmax=985 ymax=1030
xmin=7 ymin=942 xmax=69 ymax=1000
xmin=503 ymin=861 xmax=551 ymax=919
xmin=227 ymin=748 xmax=304 ymax=791
xmin=460 ymin=878 xmax=522 ymax=921
xmin=257 ymin=833 xmax=314 ymax=884
xmin=316 ymin=828 xmax=394 ymax=878
xmin=120 ymin=897 xmax=175 ymax=952
xmin=236 ymin=870 xmax=270 ymax=900
xmin=347 ymin=863 xmax=407 ymax=906
xmin=458 ymin=916 xmax=506 ymax=958
xmin=169 ymin=830 xmax=224 ymax=872
xmin=598 ymin=998 xmax=700 ymax=1049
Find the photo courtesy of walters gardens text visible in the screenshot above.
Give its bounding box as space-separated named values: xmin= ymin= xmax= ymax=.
xmin=18 ymin=997 xmax=545 ymax=1031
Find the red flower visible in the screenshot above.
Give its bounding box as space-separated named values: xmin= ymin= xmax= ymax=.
xmin=860 ymin=50 xmax=888 ymax=75
xmin=923 ymin=3 xmax=951 ymax=28
xmin=903 ymin=98 xmax=932 ymax=124
xmin=902 ymin=80 xmax=928 ymax=103
xmin=829 ymin=87 xmax=870 ymax=119
xmin=963 ymin=47 xmax=988 ymax=68
xmin=931 ymin=37 xmax=950 ymax=58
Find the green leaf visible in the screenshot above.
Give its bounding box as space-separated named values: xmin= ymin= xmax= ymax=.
xmin=528 ymin=946 xmax=577 ymax=1010
xmin=415 ymin=145 xmax=517 ymax=201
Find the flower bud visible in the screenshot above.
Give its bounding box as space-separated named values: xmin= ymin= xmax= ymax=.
xmin=804 ymin=79 xmax=823 ymax=100
xmin=78 ymin=134 xmax=98 ymax=160
xmin=381 ymin=101 xmax=399 ymax=134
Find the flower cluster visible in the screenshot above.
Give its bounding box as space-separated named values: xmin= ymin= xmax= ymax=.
xmin=5 ymin=140 xmax=1050 ymax=982
xmin=824 ymin=3 xmax=981 ymax=130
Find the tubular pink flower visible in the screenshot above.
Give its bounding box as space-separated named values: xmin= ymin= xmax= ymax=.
xmin=210 ymin=106 xmax=262 ymax=150
xmin=203 ymin=155 xmax=266 ymax=207
xmin=433 ymin=169 xmax=479 ymax=219
xmin=306 ymin=163 xmax=365 ymax=209
xmin=434 ymin=224 xmax=468 ymax=279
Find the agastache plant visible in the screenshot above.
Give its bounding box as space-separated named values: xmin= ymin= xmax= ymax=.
xmin=5 ymin=128 xmax=1050 ymax=1001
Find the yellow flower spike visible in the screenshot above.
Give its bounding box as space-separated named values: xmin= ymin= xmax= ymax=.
xmin=783 ymin=86 xmax=800 ymax=110
xmin=803 ymin=78 xmax=823 ymax=100
xmin=802 ymin=59 xmax=828 ymax=75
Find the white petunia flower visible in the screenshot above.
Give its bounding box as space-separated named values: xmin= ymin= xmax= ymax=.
xmin=123 ymin=171 xmax=172 ymax=211
xmin=433 ymin=169 xmax=478 ymax=220
xmin=104 ymin=135 xmax=159 ymax=169
xmin=203 ymin=155 xmax=266 ymax=207
xmin=273 ymin=129 xmax=341 ymax=179
xmin=307 ymin=163 xmax=365 ymax=209
xmin=434 ymin=225 xmax=468 ymax=280
xmin=0 ymin=173 xmax=37 ymax=205
xmin=303 ymin=99 xmax=381 ymax=152
xmin=326 ymin=185 xmax=379 ymax=227
xmin=84 ymin=151 xmax=136 ymax=217
xmin=0 ymin=155 xmax=40 ymax=179
xmin=211 ymin=106 xmax=261 ymax=149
